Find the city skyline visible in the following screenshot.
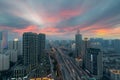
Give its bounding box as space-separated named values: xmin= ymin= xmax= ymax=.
xmin=0 ymin=1 xmax=120 ymax=79
xmin=0 ymin=0 xmax=120 ymax=40
xmin=0 ymin=30 xmax=120 ymax=79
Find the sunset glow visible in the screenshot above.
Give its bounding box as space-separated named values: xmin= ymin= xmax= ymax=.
xmin=0 ymin=0 xmax=120 ymax=39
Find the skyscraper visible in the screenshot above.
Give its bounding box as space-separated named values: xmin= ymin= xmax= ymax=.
xmin=0 ymin=32 xmax=2 ymax=40
xmin=82 ymin=37 xmax=89 ymax=68
xmin=8 ymin=38 xmax=22 ymax=56
xmin=13 ymin=38 xmax=22 ymax=56
xmin=0 ymin=31 xmax=8 ymax=52
xmin=13 ymin=38 xmax=19 ymax=50
xmin=85 ymin=48 xmax=103 ymax=80
xmin=75 ymin=30 xmax=82 ymax=57
xmin=23 ymin=32 xmax=38 ymax=70
xmin=38 ymin=34 xmax=46 ymax=61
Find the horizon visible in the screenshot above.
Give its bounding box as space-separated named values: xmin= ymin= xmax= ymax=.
xmin=4 ymin=31 xmax=120 ymax=41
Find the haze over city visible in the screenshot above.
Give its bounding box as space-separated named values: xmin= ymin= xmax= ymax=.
xmin=0 ymin=0 xmax=120 ymax=80
xmin=0 ymin=0 xmax=120 ymax=39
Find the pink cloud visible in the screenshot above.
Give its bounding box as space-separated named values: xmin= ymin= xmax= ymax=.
xmin=59 ymin=9 xmax=83 ymax=19
xmin=42 ymin=9 xmax=84 ymax=23
xmin=13 ymin=25 xmax=39 ymax=34
xmin=39 ymin=27 xmax=64 ymax=35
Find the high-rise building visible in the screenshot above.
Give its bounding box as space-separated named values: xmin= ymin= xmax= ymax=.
xmin=23 ymin=32 xmax=38 ymax=70
xmin=85 ymin=48 xmax=103 ymax=80
xmin=75 ymin=30 xmax=82 ymax=57
xmin=0 ymin=31 xmax=8 ymax=52
xmin=23 ymin=32 xmax=46 ymax=71
xmin=111 ymin=39 xmax=120 ymax=53
xmin=0 ymin=54 xmax=10 ymax=71
xmin=38 ymin=34 xmax=45 ymax=62
xmin=13 ymin=38 xmax=19 ymax=50
xmin=8 ymin=39 xmax=22 ymax=56
xmin=82 ymin=37 xmax=89 ymax=68
xmin=0 ymin=32 xmax=2 ymax=40
xmin=5 ymin=50 xmax=18 ymax=62
xmin=13 ymin=38 xmax=22 ymax=56
xmin=38 ymin=34 xmax=45 ymax=53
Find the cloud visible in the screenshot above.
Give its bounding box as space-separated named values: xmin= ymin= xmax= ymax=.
xmin=56 ymin=0 xmax=120 ymax=28
xmin=13 ymin=25 xmax=39 ymax=34
xmin=0 ymin=13 xmax=32 ymax=28
xmin=0 ymin=0 xmax=120 ymax=39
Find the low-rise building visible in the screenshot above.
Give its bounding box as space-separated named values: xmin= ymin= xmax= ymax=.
xmin=0 ymin=54 xmax=10 ymax=71
xmin=110 ymin=70 xmax=120 ymax=80
xmin=11 ymin=65 xmax=28 ymax=79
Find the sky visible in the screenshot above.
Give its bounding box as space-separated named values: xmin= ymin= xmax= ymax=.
xmin=0 ymin=0 xmax=120 ymax=40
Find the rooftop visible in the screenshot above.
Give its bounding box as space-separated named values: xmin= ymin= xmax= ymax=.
xmin=110 ymin=70 xmax=120 ymax=74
